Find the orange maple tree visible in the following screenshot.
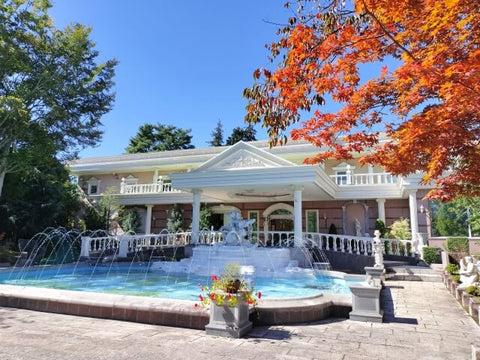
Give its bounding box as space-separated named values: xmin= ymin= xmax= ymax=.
xmin=244 ymin=0 xmax=480 ymax=200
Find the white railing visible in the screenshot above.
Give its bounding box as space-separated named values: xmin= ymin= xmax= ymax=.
xmin=330 ymin=172 xmax=398 ymax=186
xmin=302 ymin=232 xmax=414 ymax=257
xmin=120 ymin=182 xmax=181 ymax=195
xmin=80 ymin=231 xmax=192 ymax=258
xmin=80 ymin=230 xmax=414 ymax=258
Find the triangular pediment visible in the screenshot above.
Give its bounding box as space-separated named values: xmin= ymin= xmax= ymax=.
xmin=193 ymin=141 xmax=295 ymax=172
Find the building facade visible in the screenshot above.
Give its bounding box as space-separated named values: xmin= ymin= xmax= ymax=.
xmin=69 ymin=140 xmax=432 ymax=247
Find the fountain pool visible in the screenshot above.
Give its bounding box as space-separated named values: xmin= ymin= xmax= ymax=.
xmin=0 ymin=264 xmax=357 ymax=300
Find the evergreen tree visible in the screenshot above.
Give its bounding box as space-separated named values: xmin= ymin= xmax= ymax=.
xmin=126 ymin=124 xmax=194 ymax=153
xmin=225 ymin=125 xmax=257 ymax=145
xmin=208 ymin=120 xmax=224 ymax=147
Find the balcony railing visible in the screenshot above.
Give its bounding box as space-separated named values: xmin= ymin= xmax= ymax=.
xmin=330 ymin=172 xmax=398 ymax=186
xmin=80 ymin=230 xmax=415 ymax=258
xmin=120 ymin=182 xmax=182 ymax=195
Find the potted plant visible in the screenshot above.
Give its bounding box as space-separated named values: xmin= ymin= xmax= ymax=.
xmin=196 ymin=264 xmax=261 ymax=338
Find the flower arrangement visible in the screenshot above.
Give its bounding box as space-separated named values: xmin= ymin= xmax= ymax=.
xmin=195 ymin=264 xmax=261 ymax=308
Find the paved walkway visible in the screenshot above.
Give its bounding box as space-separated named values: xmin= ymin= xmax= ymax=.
xmin=0 ymin=281 xmax=479 ymax=360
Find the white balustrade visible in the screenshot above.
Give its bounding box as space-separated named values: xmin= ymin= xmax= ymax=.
xmin=330 ymin=172 xmax=397 ymax=186
xmin=302 ymin=232 xmax=414 ymax=257
xmin=79 ymin=230 xmax=415 ymax=258
xmin=119 ymin=182 xmax=182 ymax=195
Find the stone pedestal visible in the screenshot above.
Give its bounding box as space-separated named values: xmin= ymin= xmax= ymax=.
xmin=349 ymin=283 xmax=383 ymax=323
xmin=205 ymin=300 xmax=252 ymax=338
xmin=365 ymin=266 xmax=385 ymax=287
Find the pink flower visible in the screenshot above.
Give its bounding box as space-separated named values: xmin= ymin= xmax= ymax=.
xmin=199 ymin=295 xmax=204 ymax=301
xmin=257 ymin=291 xmax=262 ymax=299
xmin=194 ymin=303 xmax=199 ymax=308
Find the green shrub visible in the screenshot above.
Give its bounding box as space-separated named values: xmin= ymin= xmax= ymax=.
xmin=423 ymin=246 xmax=440 ymax=265
xmin=389 ymin=218 xmax=411 ymax=240
xmin=445 ymin=263 xmax=459 ymax=275
xmin=375 ymin=219 xmax=389 ymax=238
xmin=452 ymin=275 xmax=460 ymax=283
xmin=445 ymin=237 xmax=469 ymax=254
xmin=465 ymin=286 xmax=480 ymax=297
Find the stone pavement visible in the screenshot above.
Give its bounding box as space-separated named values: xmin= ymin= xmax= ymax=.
xmin=0 ymin=281 xmax=479 ymax=360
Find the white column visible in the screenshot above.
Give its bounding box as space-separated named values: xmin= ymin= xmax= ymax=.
xmin=80 ymin=237 xmax=91 ymax=258
xmin=145 ymin=204 xmax=153 ymax=234
xmin=192 ymin=189 xmax=202 ymax=244
xmin=408 ymin=190 xmax=420 ymax=252
xmin=293 ymin=186 xmax=303 ymax=247
xmin=153 ymin=169 xmax=159 ymax=183
xmin=368 ymin=165 xmax=374 ymax=184
xmin=376 ymin=198 xmax=386 ymax=223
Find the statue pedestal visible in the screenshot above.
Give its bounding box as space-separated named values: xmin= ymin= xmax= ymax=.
xmin=365 ymin=266 xmax=385 ymax=287
xmin=349 ymin=283 xmax=383 ymax=323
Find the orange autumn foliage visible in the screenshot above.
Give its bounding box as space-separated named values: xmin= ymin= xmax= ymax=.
xmin=244 ymin=0 xmax=480 ymax=200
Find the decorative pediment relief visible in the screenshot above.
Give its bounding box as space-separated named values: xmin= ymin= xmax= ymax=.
xmin=213 ymin=149 xmax=274 ymax=170
xmin=194 ymin=141 xmax=295 ymax=172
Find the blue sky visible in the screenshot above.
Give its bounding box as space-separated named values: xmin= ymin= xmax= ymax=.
xmin=49 ymin=1 xmax=297 ymax=158
xmin=50 ymin=1 xmax=395 ymax=159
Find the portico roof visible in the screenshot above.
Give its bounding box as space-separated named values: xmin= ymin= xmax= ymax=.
xmin=170 ymin=141 xmax=337 ymax=202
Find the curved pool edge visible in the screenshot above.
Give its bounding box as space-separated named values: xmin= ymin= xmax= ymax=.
xmin=0 ymin=283 xmax=353 ymax=329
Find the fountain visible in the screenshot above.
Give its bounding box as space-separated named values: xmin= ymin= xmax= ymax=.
xmin=150 ymin=209 xmax=312 ymax=278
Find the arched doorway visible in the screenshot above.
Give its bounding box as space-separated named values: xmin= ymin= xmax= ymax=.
xmin=263 ymin=203 xmax=294 ymax=232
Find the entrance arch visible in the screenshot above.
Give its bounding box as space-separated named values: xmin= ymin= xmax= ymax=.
xmin=263 ymin=203 xmax=294 ymax=233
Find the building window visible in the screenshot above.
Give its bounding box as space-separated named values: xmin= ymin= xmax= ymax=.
xmin=335 ymin=171 xmax=348 ymax=185
xmin=332 ymin=162 xmax=355 ymax=185
xmin=86 ymin=177 xmax=100 ymax=195
xmin=306 ymin=210 xmax=319 ymax=233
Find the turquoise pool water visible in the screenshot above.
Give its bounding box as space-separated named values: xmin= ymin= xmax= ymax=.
xmin=0 ymin=265 xmax=355 ymax=300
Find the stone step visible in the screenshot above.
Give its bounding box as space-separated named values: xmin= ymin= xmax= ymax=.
xmin=384 ymin=260 xmax=411 ymax=268
xmin=385 ymin=265 xmax=443 ymax=282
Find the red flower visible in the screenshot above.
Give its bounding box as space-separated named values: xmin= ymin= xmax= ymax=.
xmin=228 ymin=293 xmax=232 ymax=298
xmin=199 ymin=295 xmax=204 ymax=301
xmin=210 ymin=294 xmax=216 ymax=301
xmin=247 ymin=300 xmax=253 ymax=305
xmin=257 ymin=291 xmax=262 ymax=299
xmin=194 ymin=303 xmax=199 ymax=308
xmin=211 ymin=275 xmax=218 ymax=281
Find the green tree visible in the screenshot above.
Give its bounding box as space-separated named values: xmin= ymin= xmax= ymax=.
xmin=199 ymin=206 xmax=213 ymax=230
xmin=433 ymin=197 xmax=480 ymax=236
xmin=126 ymin=123 xmax=194 ymax=153
xmin=225 ymin=125 xmax=257 ymax=145
xmin=167 ymin=205 xmax=184 ymax=233
xmin=98 ymin=187 xmax=122 ymax=233
xmin=0 ymin=0 xmax=117 ymax=197
xmin=120 ymin=209 xmax=139 ymax=234
xmin=208 ymin=120 xmax=224 ymax=147
xmin=0 ymin=155 xmax=80 ymax=239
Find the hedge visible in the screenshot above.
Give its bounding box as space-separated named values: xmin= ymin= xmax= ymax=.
xmin=422 ymin=246 xmax=440 ymax=265
xmin=445 ymin=237 xmax=469 ymax=254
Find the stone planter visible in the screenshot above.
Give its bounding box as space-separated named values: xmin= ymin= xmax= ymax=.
xmin=456 ymin=287 xmax=463 ymax=301
xmin=462 ymin=292 xmax=473 ymax=311
xmin=471 ymin=299 xmax=480 ymax=324
xmin=205 ymin=293 xmax=252 ymax=338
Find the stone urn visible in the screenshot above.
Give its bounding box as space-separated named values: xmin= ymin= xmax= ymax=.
xmin=205 ymin=291 xmax=252 ymax=338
